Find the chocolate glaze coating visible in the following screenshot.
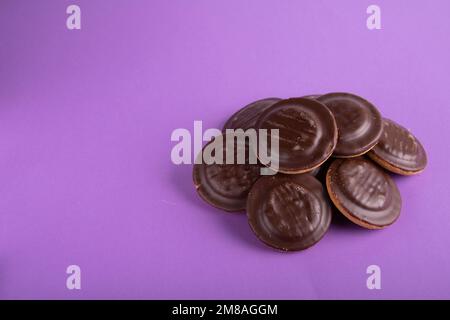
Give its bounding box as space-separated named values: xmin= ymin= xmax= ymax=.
xmin=193 ymin=135 xmax=261 ymax=212
xmin=368 ymin=118 xmax=427 ymax=175
xmin=301 ymin=94 xmax=322 ymax=100
xmin=317 ymin=93 xmax=383 ymax=157
xmin=247 ymin=174 xmax=332 ymax=251
xmin=309 ymin=166 xmax=321 ymax=176
xmin=326 ymin=157 xmax=402 ymax=229
xmin=223 ymin=97 xmax=281 ymax=131
xmin=255 ymin=98 xmax=338 ymax=174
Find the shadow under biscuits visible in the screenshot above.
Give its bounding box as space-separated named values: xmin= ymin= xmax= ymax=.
xmin=330 ymin=208 xmax=370 ymax=233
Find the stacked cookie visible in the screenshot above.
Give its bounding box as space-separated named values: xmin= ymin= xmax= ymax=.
xmin=193 ymin=93 xmax=427 ymax=251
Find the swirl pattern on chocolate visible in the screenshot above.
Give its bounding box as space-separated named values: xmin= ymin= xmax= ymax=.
xmin=326 ymin=158 xmax=401 ymax=229
xmin=193 ymin=134 xmax=261 ymax=212
xmin=247 ymin=174 xmax=332 ymax=251
xmin=256 ymin=98 xmax=337 ymax=173
xmin=317 ymin=93 xmax=382 ymax=157
xmin=368 ymin=118 xmax=427 ymax=174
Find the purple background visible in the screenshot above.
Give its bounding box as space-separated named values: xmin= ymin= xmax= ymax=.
xmin=1 ymin=0 xmax=449 ymax=299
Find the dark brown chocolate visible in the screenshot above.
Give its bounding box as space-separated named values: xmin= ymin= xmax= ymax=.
xmin=193 ymin=134 xmax=261 ymax=212
xmin=317 ymin=93 xmax=383 ymax=157
xmin=223 ymin=98 xmax=281 ymax=131
xmin=326 ymin=157 xmax=402 ymax=229
xmin=255 ymin=98 xmax=338 ymax=174
xmin=247 ymin=174 xmax=332 ymax=251
xmin=368 ymin=118 xmax=427 ymax=175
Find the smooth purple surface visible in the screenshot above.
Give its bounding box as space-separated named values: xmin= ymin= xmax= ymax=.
xmin=1 ymin=0 xmax=449 ymax=299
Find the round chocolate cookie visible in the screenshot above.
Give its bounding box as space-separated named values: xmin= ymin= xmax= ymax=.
xmin=223 ymin=97 xmax=281 ymax=131
xmin=193 ymin=134 xmax=261 ymax=212
xmin=317 ymin=93 xmax=383 ymax=157
xmin=255 ymin=98 xmax=338 ymax=174
xmin=368 ymin=118 xmax=427 ymax=175
xmin=247 ymin=174 xmax=332 ymax=251
xmin=326 ymin=157 xmax=402 ymax=229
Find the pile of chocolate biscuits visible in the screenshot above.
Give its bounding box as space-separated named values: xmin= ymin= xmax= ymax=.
xmin=193 ymin=93 xmax=427 ymax=251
